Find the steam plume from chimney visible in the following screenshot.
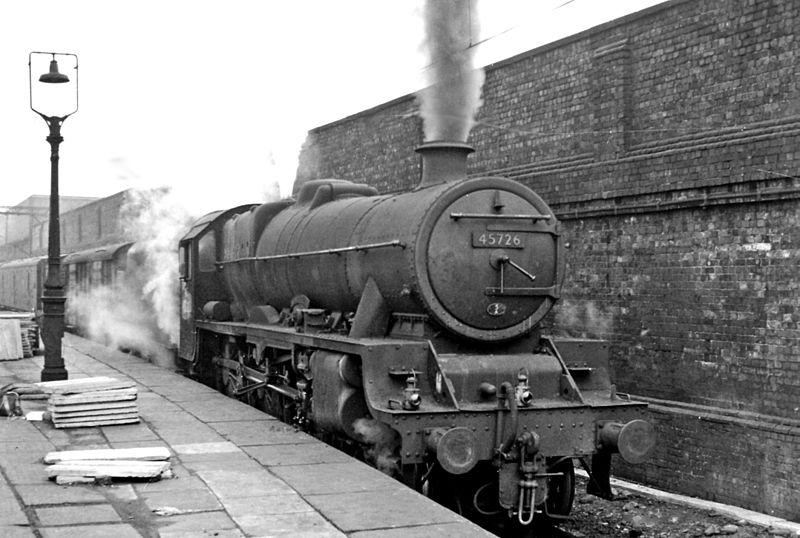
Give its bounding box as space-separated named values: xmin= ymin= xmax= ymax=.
xmin=418 ymin=0 xmax=485 ymax=142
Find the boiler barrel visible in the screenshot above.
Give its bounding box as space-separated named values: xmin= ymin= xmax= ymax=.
xmin=229 ymin=175 xmax=563 ymax=342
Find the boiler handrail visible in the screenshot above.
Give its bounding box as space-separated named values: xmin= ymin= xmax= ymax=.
xmin=216 ymin=240 xmax=405 ymax=265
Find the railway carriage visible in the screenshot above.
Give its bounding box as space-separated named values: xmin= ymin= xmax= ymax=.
xmin=0 ymin=256 xmax=47 ymax=355
xmin=62 ymin=242 xmax=133 ymax=331
xmin=0 ymin=256 xmax=47 ymax=314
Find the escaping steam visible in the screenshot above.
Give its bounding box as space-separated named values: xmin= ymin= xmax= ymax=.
xmin=66 ymin=187 xmax=194 ymax=364
xmin=68 ymin=282 xmax=171 ymax=364
xmin=121 ymin=187 xmax=194 ymax=345
xmin=553 ymin=300 xmax=615 ymax=339
xmin=417 ymin=0 xmax=485 ymax=142
xmin=353 ymin=418 xmax=401 ymax=476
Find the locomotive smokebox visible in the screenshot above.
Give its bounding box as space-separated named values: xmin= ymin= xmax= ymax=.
xmin=416 ymin=141 xmax=474 ymax=188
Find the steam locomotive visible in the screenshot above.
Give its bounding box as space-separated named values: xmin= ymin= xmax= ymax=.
xmin=178 ymin=141 xmax=655 ymax=527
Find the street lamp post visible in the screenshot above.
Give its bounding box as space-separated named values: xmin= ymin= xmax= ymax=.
xmin=29 ymin=51 xmax=78 ymax=382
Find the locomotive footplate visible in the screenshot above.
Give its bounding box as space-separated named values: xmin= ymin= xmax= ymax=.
xmin=377 ymin=402 xmax=650 ymax=467
xmin=357 ymin=339 xmax=653 ymax=469
xmin=195 ymin=321 xmax=654 ymax=472
xmin=355 ymin=338 xmax=654 ymax=524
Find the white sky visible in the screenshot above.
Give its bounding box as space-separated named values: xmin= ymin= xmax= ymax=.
xmin=1 ymin=0 xmax=665 ymax=217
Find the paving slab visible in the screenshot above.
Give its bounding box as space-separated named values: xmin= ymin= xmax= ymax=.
xmin=104 ymin=484 xmax=139 ymax=502
xmin=33 ymin=427 xmax=72 ymax=447
xmin=38 ymin=524 xmax=143 ymax=538
xmin=100 ymin=422 xmax=163 ymax=443
xmin=14 ymin=484 xmax=108 ymax=505
xmin=137 ymin=413 xmax=197 ymax=430
xmin=107 ymin=439 xmax=173 ymax=450
xmin=0 ymin=526 xmax=37 ymax=538
xmin=147 ymin=383 xmax=224 ymax=402
xmin=243 ymin=441 xmax=353 ymax=466
xmin=135 ymin=392 xmax=183 ymax=414
xmin=59 ymin=428 xmax=108 ymax=447
xmin=270 ymin=461 xmax=401 ymax=495
xmin=146 ymin=423 xmax=225 ymax=445
xmin=208 ymin=420 xmax=317 ymax=446
xmin=177 ymin=399 xmax=273 ymax=423
xmin=0 ymin=419 xmax=52 ymax=442
xmin=35 ymin=503 xmax=122 ymax=526
xmin=195 ymin=468 xmax=295 ymax=499
xmin=158 ymin=529 xmax=245 ymax=538
xmin=2 ymin=462 xmax=53 ymax=485
xmin=141 ymin=487 xmax=223 ymax=513
xmin=0 ymin=485 xmax=28 ymax=525
xmin=171 ymin=441 xmax=241 ymax=455
xmin=305 ymin=488 xmax=466 ymax=532
xmin=231 ymin=510 xmax=348 ymax=538
xmin=351 ymin=522 xmax=498 ymax=538
xmin=177 ymin=451 xmax=262 ymax=469
xmin=221 ymin=493 xmax=316 ymax=516
xmin=153 ymin=510 xmax=239 ymax=533
xmin=133 ymin=469 xmax=206 ymax=494
xmin=0 ymin=440 xmax=56 ymax=462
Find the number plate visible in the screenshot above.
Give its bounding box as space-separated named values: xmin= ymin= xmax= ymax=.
xmin=472 ymin=231 xmax=524 ymax=249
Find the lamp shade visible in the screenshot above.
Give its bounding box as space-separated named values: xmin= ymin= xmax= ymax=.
xmin=39 ymin=59 xmax=69 ymax=83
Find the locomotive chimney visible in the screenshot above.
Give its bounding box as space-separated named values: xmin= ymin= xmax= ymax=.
xmin=416 ymin=141 xmax=474 ymax=188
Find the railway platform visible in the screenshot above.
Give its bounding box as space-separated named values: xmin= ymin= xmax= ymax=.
xmin=0 ymin=333 xmax=493 ymax=538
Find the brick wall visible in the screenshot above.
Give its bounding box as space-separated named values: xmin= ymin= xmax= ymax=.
xmin=300 ymin=0 xmax=800 ymax=521
xmin=633 ymin=401 xmax=798 ymax=518
xmin=559 ymin=199 xmax=800 ymax=417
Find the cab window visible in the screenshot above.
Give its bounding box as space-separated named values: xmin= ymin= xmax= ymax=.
xmin=179 ymin=244 xmax=190 ymax=280
xmin=198 ymin=233 xmax=217 ymax=273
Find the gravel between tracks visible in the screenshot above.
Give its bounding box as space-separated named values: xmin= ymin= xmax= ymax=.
xmin=557 ymin=476 xmax=798 ymax=538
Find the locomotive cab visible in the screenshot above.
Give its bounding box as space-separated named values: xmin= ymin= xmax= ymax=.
xmin=177 ymin=205 xmax=255 ymax=368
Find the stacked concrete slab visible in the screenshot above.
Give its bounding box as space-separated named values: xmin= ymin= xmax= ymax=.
xmin=36 ymin=376 xmax=139 ymax=428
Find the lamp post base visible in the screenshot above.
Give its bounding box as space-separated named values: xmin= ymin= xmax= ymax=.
xmin=40 ymin=291 xmax=67 ymax=382
xmin=41 ymin=366 xmax=68 ymax=382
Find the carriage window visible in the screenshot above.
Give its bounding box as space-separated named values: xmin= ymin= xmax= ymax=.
xmin=102 ymin=260 xmax=113 ymax=285
xmin=198 ymin=233 xmax=217 ymax=273
xmin=92 ymin=261 xmax=102 ymax=287
xmin=76 ymin=263 xmax=88 ymax=293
